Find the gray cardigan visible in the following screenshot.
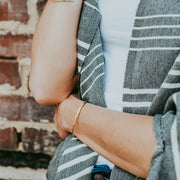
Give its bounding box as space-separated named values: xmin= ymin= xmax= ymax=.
xmin=46 ymin=0 xmax=180 ymax=179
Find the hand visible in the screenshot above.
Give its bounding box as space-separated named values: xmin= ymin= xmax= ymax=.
xmin=54 ymin=103 xmax=69 ymax=140
xmin=54 ymin=95 xmax=83 ymax=139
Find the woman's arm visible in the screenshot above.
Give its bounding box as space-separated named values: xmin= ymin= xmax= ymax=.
xmin=55 ymin=95 xmax=157 ymax=179
xmin=29 ymin=0 xmax=82 ymax=105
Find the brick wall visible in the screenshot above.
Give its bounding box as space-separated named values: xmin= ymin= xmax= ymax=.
xmin=0 ymin=0 xmax=62 ymax=179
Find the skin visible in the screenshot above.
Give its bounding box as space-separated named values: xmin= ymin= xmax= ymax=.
xmin=29 ymin=0 xmax=82 ymax=105
xmin=29 ymin=1 xmax=157 ymax=179
xmin=54 ymin=95 xmax=156 ymax=179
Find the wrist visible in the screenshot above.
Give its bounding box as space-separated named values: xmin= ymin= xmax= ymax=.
xmin=72 ymin=101 xmax=87 ymax=136
xmin=60 ymin=95 xmax=83 ymax=133
xmin=48 ymin=0 xmax=75 ymax=2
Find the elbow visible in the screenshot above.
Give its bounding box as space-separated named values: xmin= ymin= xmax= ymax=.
xmin=140 ymin=169 xmax=149 ymax=179
xmin=137 ymin=162 xmax=150 ymax=179
xmin=29 ymin=77 xmax=68 ymax=105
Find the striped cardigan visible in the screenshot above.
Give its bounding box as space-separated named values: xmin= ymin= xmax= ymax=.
xmin=46 ymin=0 xmax=180 ymax=179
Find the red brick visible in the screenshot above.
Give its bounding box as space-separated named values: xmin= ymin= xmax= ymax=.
xmin=0 ymin=96 xmax=55 ymax=122
xmin=37 ymin=0 xmax=47 ymax=16
xmin=0 ymin=34 xmax=32 ymax=58
xmin=0 ymin=60 xmax=21 ymax=88
xmin=22 ymin=127 xmax=62 ymax=154
xmin=0 ymin=0 xmax=29 ymax=23
xmin=0 ymin=127 xmax=17 ymax=150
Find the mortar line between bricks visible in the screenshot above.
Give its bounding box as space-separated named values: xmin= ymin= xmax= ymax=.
xmin=0 ymin=0 xmax=39 ymax=35
xmin=0 ymin=166 xmax=47 ymax=180
xmin=0 ymin=120 xmax=56 ymax=133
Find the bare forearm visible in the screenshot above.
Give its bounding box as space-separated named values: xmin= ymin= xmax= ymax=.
xmin=61 ymin=97 xmax=156 ymax=178
xmin=30 ymin=0 xmax=82 ymax=105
